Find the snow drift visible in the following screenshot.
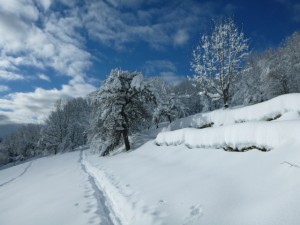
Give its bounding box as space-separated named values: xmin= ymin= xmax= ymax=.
xmin=156 ymin=121 xmax=300 ymax=151
xmin=166 ymin=93 xmax=300 ymax=130
xmin=156 ymin=93 xmax=300 ymax=151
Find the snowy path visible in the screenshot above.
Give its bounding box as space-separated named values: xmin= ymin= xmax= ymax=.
xmin=79 ymin=150 xmax=120 ymax=225
xmin=0 ymin=161 xmax=33 ymax=187
xmin=0 ymin=151 xmax=116 ymax=225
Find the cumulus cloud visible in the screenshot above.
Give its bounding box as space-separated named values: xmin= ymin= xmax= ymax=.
xmin=0 ymin=0 xmax=39 ymax=21
xmin=37 ymin=0 xmax=52 ymax=11
xmin=0 ymin=0 xmax=96 ymax=124
xmin=0 ymin=79 xmax=96 ymax=124
xmin=0 ymin=0 xmax=91 ymax=79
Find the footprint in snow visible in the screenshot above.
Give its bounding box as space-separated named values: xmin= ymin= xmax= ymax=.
xmin=158 ymin=199 xmax=167 ymax=204
xmin=182 ymin=205 xmax=203 ymax=225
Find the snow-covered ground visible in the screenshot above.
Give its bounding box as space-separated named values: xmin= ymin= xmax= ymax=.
xmin=1 ymin=94 xmax=300 ymax=225
xmin=84 ymin=93 xmax=300 ymax=225
xmin=0 ymin=149 xmax=116 ymax=225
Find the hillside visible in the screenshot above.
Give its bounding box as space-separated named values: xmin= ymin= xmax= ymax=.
xmin=1 ymin=94 xmax=300 ymax=225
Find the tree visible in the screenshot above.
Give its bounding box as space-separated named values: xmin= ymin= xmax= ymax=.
xmin=231 ymin=52 xmax=267 ymax=105
xmin=191 ymin=18 xmax=249 ymax=108
xmin=94 ymin=68 xmax=156 ymax=154
xmin=39 ymin=98 xmax=91 ymax=154
xmin=151 ymin=77 xmax=187 ymax=127
xmin=264 ymin=32 xmax=300 ymax=98
xmin=1 ymin=124 xmax=42 ymax=163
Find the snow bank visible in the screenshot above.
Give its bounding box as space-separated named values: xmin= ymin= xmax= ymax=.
xmin=156 ymin=121 xmax=300 ymax=150
xmin=168 ymin=93 xmax=300 ymax=130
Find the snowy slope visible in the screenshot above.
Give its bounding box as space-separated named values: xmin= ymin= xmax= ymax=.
xmin=84 ymin=93 xmax=300 ymax=225
xmin=1 ymin=94 xmax=300 ymax=225
xmin=0 ymin=150 xmax=117 ymax=225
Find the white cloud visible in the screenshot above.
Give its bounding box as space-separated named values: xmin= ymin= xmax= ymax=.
xmin=0 ymin=85 xmax=10 ymax=92
xmin=174 ymin=29 xmax=189 ymax=46
xmin=0 ymin=71 xmax=24 ymax=81
xmin=143 ymin=60 xmax=177 ymax=75
xmin=0 ymin=1 xmax=96 ymax=125
xmin=37 ymin=0 xmax=52 ymax=11
xmin=0 ymin=0 xmax=39 ymax=21
xmin=0 ymin=78 xmax=97 ymax=124
xmin=83 ymin=0 xmax=217 ymax=50
xmin=38 ymin=73 xmax=51 ymax=82
xmin=0 ymin=0 xmax=91 ymax=81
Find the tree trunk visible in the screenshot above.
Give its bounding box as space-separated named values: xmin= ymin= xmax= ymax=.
xmin=223 ymin=89 xmax=229 ymax=109
xmin=122 ymin=129 xmax=130 ymax=151
xmin=167 ymin=115 xmax=172 ymax=123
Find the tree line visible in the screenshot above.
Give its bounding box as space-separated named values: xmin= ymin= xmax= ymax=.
xmin=1 ymin=18 xmax=299 ymax=165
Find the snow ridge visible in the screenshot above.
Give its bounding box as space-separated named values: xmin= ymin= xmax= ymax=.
xmin=167 ymin=93 xmax=300 ymax=131
xmin=156 ymin=121 xmax=300 ymax=151
xmin=156 ymin=94 xmax=300 ymax=151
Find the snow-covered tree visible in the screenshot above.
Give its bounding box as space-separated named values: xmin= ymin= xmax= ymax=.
xmin=39 ymin=98 xmax=91 ymax=154
xmin=1 ymin=124 xmax=42 ymax=163
xmin=93 ymin=69 xmax=156 ymax=154
xmin=151 ymin=77 xmax=187 ymax=127
xmin=231 ymin=53 xmax=267 ymax=105
xmin=264 ymin=32 xmax=300 ymax=97
xmin=191 ymin=18 xmax=249 ymax=108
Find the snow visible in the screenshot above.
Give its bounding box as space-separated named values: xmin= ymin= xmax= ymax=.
xmin=83 ymin=93 xmax=300 ymax=224
xmin=156 ymin=121 xmax=300 ymax=150
xmin=155 ymin=94 xmax=300 ymax=151
xmin=167 ymin=93 xmax=300 ymax=130
xmin=0 ymin=151 xmax=115 ymax=225
xmin=85 ymin=140 xmax=300 ymax=225
xmin=131 ymin=73 xmax=144 ymax=90
xmin=1 ymin=93 xmax=300 ymax=225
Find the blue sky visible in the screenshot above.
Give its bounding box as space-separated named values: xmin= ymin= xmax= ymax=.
xmin=0 ymin=0 xmax=299 ymax=125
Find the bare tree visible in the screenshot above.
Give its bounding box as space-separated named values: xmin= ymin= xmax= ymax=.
xmin=191 ymin=18 xmax=249 ymax=108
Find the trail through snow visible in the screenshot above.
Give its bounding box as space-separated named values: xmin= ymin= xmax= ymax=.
xmin=0 ymin=161 xmax=33 ymax=187
xmin=79 ymin=150 xmax=120 ymax=225
xmin=0 ymin=151 xmax=117 ymax=225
